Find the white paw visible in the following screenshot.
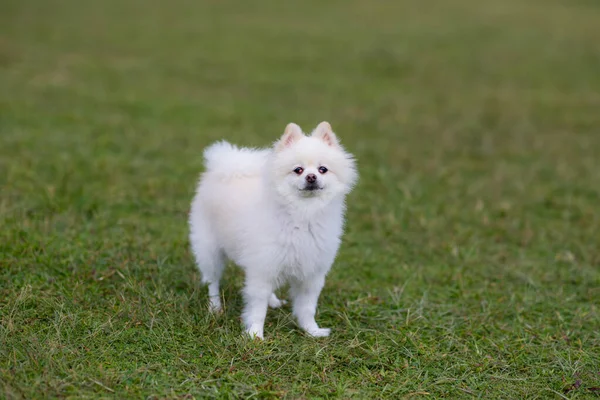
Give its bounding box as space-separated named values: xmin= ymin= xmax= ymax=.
xmin=268 ymin=295 xmax=287 ymax=309
xmin=208 ymin=298 xmax=222 ymax=313
xmin=245 ymin=325 xmax=264 ymax=340
xmin=307 ymin=327 xmax=331 ymax=337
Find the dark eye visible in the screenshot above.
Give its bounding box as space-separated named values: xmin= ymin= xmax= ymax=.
xmin=318 ymin=166 xmax=328 ymax=174
xmin=293 ymin=167 xmax=304 ymax=175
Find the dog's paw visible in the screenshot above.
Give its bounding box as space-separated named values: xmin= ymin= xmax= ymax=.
xmin=268 ymin=294 xmax=287 ymax=309
xmin=307 ymin=327 xmax=331 ymax=338
xmin=245 ymin=325 xmax=264 ymax=340
xmin=208 ymin=298 xmax=223 ymax=314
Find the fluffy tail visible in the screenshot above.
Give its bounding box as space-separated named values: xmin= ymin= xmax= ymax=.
xmin=203 ymin=141 xmax=268 ymax=178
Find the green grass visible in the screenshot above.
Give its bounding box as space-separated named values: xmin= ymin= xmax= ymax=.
xmin=2 ymin=0 xmax=600 ymax=398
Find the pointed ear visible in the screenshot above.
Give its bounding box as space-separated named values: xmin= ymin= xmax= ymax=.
xmin=276 ymin=123 xmax=304 ymax=151
xmin=311 ymin=121 xmax=339 ymax=147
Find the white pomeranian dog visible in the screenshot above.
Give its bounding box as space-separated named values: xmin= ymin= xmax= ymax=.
xmin=189 ymin=122 xmax=357 ymax=339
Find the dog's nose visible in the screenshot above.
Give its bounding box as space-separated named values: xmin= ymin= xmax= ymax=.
xmin=305 ymin=173 xmax=317 ymax=183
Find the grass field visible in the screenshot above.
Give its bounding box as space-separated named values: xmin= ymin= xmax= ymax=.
xmin=2 ymin=0 xmax=600 ymax=398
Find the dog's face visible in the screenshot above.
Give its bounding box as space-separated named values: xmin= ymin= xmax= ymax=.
xmin=271 ymin=122 xmax=357 ymax=205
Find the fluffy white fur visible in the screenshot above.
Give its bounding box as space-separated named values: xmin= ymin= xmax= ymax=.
xmin=189 ymin=122 xmax=357 ymax=339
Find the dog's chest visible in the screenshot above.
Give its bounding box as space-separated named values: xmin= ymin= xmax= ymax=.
xmin=278 ymin=220 xmax=339 ymax=277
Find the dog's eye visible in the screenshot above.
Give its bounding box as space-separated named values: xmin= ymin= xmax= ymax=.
xmin=318 ymin=166 xmax=328 ymax=174
xmin=293 ymin=167 xmax=304 ymax=175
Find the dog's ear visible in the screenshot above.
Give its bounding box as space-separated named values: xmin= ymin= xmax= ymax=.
xmin=276 ymin=123 xmax=304 ymax=151
xmin=312 ymin=121 xmax=339 ymax=147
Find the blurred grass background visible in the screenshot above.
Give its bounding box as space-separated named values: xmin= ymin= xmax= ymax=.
xmin=1 ymin=0 xmax=599 ymax=398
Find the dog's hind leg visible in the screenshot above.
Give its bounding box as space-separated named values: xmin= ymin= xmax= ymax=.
xmin=268 ymin=293 xmax=287 ymax=309
xmin=190 ymin=210 xmax=225 ymax=313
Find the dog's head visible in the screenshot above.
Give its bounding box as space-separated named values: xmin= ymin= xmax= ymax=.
xmin=270 ymin=122 xmax=357 ymax=207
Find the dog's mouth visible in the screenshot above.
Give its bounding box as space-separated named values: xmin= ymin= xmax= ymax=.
xmin=300 ymin=183 xmax=323 ymax=192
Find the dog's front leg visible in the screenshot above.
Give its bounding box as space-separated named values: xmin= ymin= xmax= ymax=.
xmin=290 ymin=274 xmax=330 ymax=337
xmin=241 ymin=276 xmax=273 ymax=339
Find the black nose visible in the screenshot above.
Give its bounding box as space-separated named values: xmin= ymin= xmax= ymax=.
xmin=305 ymin=173 xmax=317 ymax=183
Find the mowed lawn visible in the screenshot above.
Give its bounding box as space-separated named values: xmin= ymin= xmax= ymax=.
xmin=1 ymin=0 xmax=600 ymax=398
